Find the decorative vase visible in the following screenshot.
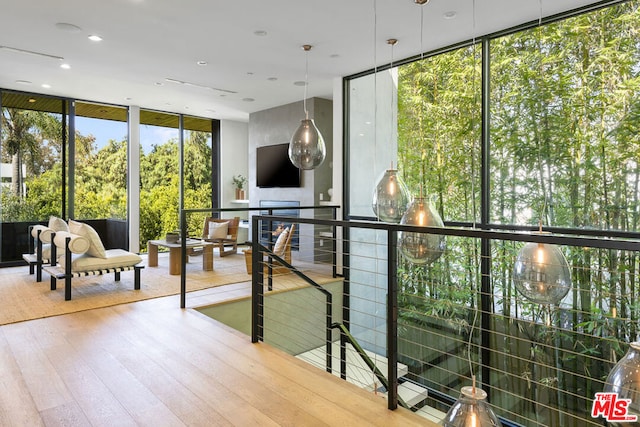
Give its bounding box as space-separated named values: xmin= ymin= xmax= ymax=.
xmin=235 ymin=188 xmax=245 ymax=200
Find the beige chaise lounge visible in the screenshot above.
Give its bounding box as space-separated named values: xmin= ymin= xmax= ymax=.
xmin=43 ymin=220 xmax=144 ymax=301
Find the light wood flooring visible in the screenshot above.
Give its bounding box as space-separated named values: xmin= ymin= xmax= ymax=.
xmin=0 ymin=276 xmax=435 ymax=426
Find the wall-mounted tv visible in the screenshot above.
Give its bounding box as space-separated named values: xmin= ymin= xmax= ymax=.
xmin=256 ymin=143 xmax=301 ymax=188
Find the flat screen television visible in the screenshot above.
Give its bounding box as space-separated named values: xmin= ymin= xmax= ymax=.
xmin=256 ymin=143 xmax=301 ymax=188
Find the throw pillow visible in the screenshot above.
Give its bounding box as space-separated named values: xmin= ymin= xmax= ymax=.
xmin=68 ymin=219 xmax=107 ymax=258
xmin=48 ymin=216 xmax=69 ymax=232
xmin=208 ymin=221 xmax=229 ymax=239
xmin=273 ymin=227 xmax=290 ymax=257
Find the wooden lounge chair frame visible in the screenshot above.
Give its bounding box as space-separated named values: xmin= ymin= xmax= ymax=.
xmin=202 ymin=216 xmax=240 ymax=257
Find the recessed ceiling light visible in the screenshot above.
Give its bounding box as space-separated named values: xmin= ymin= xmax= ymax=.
xmin=60 ymin=63 xmax=71 ymax=69
xmin=253 ymin=30 xmax=267 ymax=36
xmin=28 ymin=98 xmax=36 ymax=103
xmin=88 ymin=35 xmax=103 ymax=42
xmin=443 ymin=11 xmax=457 ymax=19
xmin=41 ymin=83 xmax=51 ymax=88
xmin=247 ymin=72 xmax=254 ymax=76
xmin=15 ymin=79 xmax=32 ymax=85
xmin=184 ymin=106 xmax=190 ymax=109
xmin=242 ymin=98 xmax=255 ymax=102
xmin=154 ymin=82 xmax=164 ymax=86
xmin=125 ymin=97 xmax=132 ymax=101
xmin=196 ymin=60 xmax=208 ymax=66
xmin=330 ymin=54 xmax=340 ymax=58
xmin=267 ymin=77 xmax=278 ymax=81
xmin=55 ymin=22 xmax=82 ymax=33
xmin=205 ymin=109 xmax=216 ymax=113
xmin=293 ymin=81 xmax=306 ymax=87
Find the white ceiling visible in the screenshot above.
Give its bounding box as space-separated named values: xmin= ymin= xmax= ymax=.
xmin=0 ymin=0 xmax=604 ymax=122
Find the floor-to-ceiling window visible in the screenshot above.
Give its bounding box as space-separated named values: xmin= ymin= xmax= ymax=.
xmin=346 ymin=1 xmax=640 ymax=425
xmin=74 ymin=101 xmax=128 ymax=220
xmin=182 ymin=115 xmax=214 ymax=238
xmin=138 ymin=110 xmax=217 ymax=251
xmin=139 ymin=110 xmax=180 ymax=250
xmin=0 ymin=91 xmax=65 ymax=264
xmin=0 ymin=90 xmax=219 ymax=263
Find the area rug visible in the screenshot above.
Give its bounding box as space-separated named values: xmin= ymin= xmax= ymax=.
xmin=0 ymin=251 xmax=251 ymax=325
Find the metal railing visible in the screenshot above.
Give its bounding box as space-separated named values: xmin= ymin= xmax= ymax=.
xmin=244 ymin=213 xmax=640 ymax=426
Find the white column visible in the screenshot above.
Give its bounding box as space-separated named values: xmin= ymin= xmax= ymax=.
xmin=128 ymin=106 xmax=141 ymax=253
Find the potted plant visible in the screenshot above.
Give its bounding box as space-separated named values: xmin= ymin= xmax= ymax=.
xmin=233 ymin=174 xmax=247 ymax=200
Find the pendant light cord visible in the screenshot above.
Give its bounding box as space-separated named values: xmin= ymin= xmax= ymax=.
xmin=303 ymin=45 xmax=310 ymax=120
xmin=374 ymin=0 xmax=378 ymax=183
xmin=468 ymin=0 xmax=479 ymax=388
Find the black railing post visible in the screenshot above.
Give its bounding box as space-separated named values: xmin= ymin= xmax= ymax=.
xmin=332 ymin=206 xmax=337 ymax=278
xmin=251 ymin=217 xmax=264 ymax=343
xmin=341 ymin=223 xmax=350 ymax=381
xmin=326 ymin=293 xmax=333 ymax=373
xmin=267 ymin=208 xmax=274 ymax=291
xmin=387 ymin=228 xmax=399 ymax=410
xmin=180 ymin=210 xmax=187 ymax=309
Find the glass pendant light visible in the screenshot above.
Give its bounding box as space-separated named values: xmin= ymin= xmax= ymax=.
xmin=443 ymin=386 xmax=502 ymax=427
xmin=602 ymin=342 xmax=640 ymax=424
xmin=512 ymin=233 xmax=571 ymax=305
xmin=396 ymin=0 xmax=444 ymax=263
xmin=288 ymin=44 xmax=326 ymax=170
xmin=372 ymin=38 xmax=410 ymax=223
xmin=372 ymin=162 xmax=410 ymax=223
xmin=398 ymin=188 xmax=444 ymax=264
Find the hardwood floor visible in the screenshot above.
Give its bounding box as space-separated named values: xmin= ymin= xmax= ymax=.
xmin=0 ymin=282 xmax=435 ymax=426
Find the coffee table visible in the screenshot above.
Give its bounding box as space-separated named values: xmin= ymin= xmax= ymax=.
xmin=147 ymin=239 xmax=214 ymax=275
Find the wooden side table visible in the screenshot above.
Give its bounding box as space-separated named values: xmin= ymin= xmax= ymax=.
xmin=147 ymin=239 xmax=214 ymax=275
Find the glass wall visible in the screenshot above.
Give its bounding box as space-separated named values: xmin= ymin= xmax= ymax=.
xmin=490 ymin=3 xmax=640 ymax=231
xmin=183 ymin=115 xmax=213 ymax=237
xmin=346 ymin=1 xmax=640 ymax=425
xmin=0 ymin=90 xmax=219 ymax=263
xmin=139 ymin=110 xmax=180 ymax=249
xmin=74 ymin=101 xmax=128 ymax=220
xmin=0 ymin=92 xmax=65 ymax=263
xmin=0 ymin=92 xmax=65 ymax=223
xmin=137 ymin=111 xmax=217 ymax=250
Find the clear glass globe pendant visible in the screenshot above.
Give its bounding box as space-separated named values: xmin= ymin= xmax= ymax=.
xmin=602 ymin=342 xmax=640 ymax=424
xmin=512 ymin=235 xmax=571 ymax=305
xmin=371 ymin=165 xmax=409 ymax=223
xmin=443 ymin=386 xmax=502 ymax=427
xmin=289 ymin=117 xmax=326 ymax=170
xmin=398 ymin=195 xmax=445 ymax=264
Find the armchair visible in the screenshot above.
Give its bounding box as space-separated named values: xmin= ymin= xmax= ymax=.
xmin=202 ymin=216 xmax=240 ymax=257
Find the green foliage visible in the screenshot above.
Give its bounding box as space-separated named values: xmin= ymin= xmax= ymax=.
xmin=232 ymin=174 xmax=247 ymax=190
xmin=392 ymin=4 xmax=640 ymax=424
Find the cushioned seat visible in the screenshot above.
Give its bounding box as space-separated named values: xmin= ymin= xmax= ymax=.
xmin=44 ymin=221 xmax=144 ymax=301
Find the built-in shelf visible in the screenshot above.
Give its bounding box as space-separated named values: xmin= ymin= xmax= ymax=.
xmin=232 ymin=199 xmax=249 ymax=204
xmin=318 ymin=201 xmax=336 ymax=206
xmin=318 ymin=231 xmax=333 ymax=238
